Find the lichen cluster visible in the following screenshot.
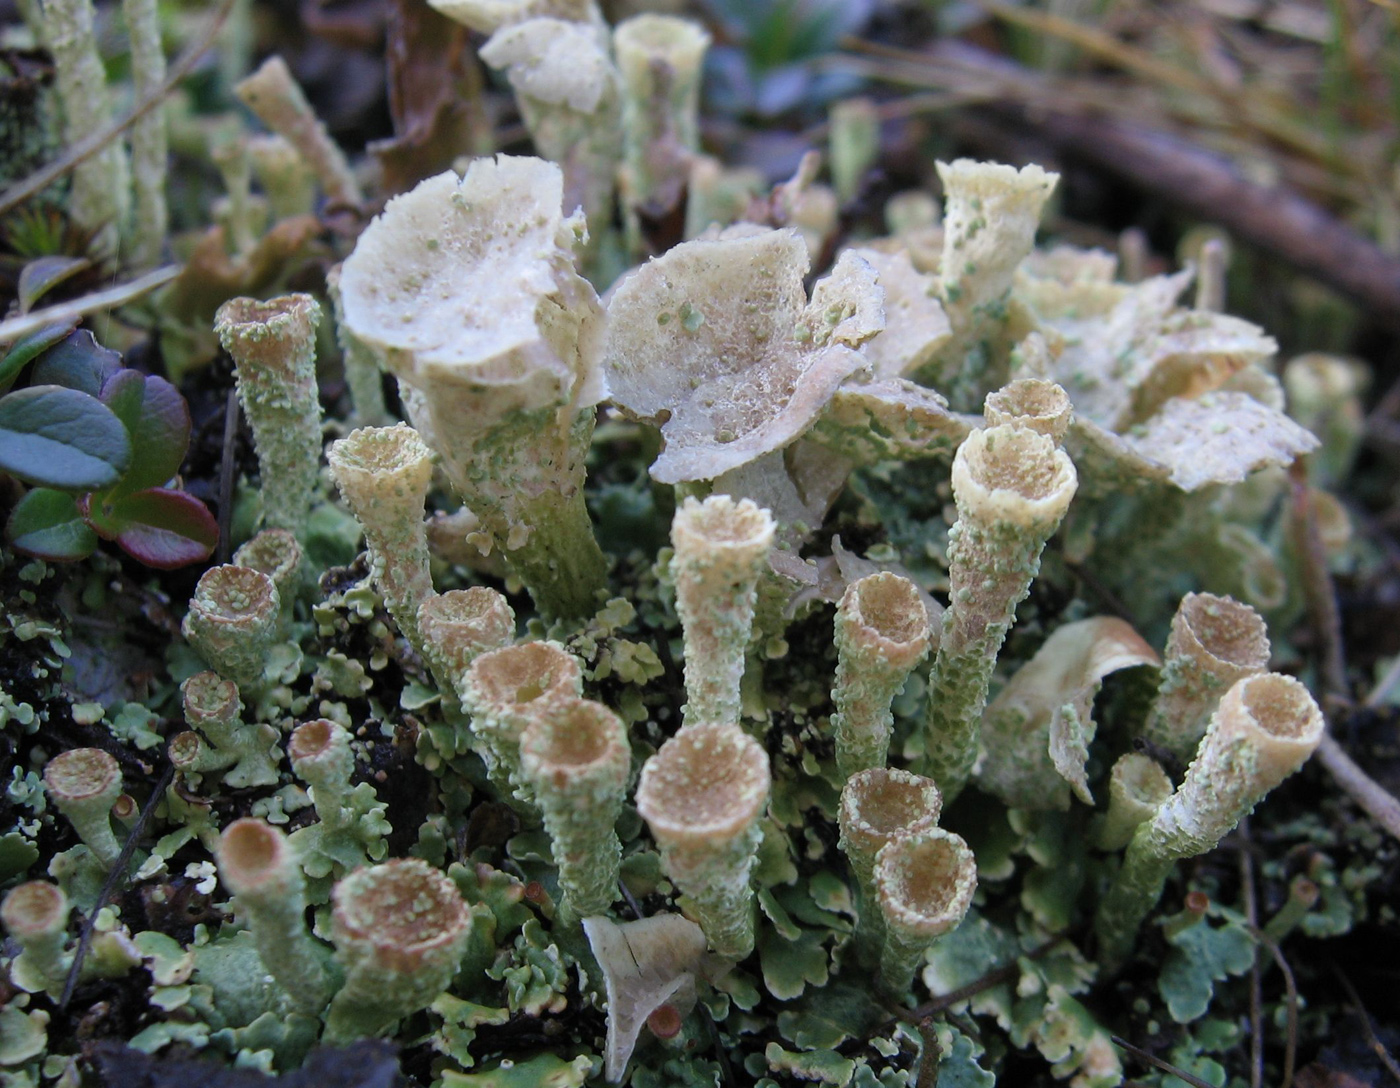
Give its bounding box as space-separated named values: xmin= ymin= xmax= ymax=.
xmin=1 ymin=2 xmax=1386 ymax=1087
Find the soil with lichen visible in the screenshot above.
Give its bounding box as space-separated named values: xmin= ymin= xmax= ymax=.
xmin=3 ymin=1 xmax=1400 ymax=1087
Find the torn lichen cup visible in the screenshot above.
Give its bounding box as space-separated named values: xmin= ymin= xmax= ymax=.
xmin=583 ymin=913 xmax=708 ymax=1084
xmin=518 ymin=696 xmax=631 ymax=919
xmin=1140 ymin=592 xmax=1270 ymax=763
xmin=602 ymin=228 xmax=884 ymax=484
xmin=832 ymin=572 xmax=932 ymax=779
xmin=1096 ymin=672 xmax=1323 ymax=970
xmin=984 ymin=379 xmax=1073 ymax=444
xmin=182 ymin=565 xmax=281 ymax=690
xmin=635 ymin=722 xmax=770 ymax=959
xmin=922 ymin=425 xmax=1077 ymax=800
xmin=327 ymin=424 xmax=436 ymax=653
xmin=1 ymin=881 xmax=71 ymax=995
xmin=217 ymin=818 xmax=333 ymax=1014
xmin=458 ymin=641 xmax=583 ymax=798
xmin=872 ymin=827 xmax=977 ymax=998
xmin=325 ymin=858 xmax=473 ymax=1041
xmin=613 ymin=15 xmax=711 ymax=226
xmin=338 ymin=156 xmax=607 ymax=618
xmin=418 ymin=588 xmax=516 ymax=713
xmin=670 ymin=496 xmax=776 ymax=728
xmin=43 ymin=748 xmax=124 ymax=867
xmin=837 ymin=768 xmax=943 ymax=969
xmin=214 ymin=294 xmax=324 ymax=539
xmin=1093 ymin=753 xmax=1174 ymax=852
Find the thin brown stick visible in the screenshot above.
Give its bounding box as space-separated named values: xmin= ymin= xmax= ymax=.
xmin=0 ymin=0 xmax=238 ymax=219
xmin=1238 ymin=824 xmax=1264 ymax=1088
xmin=1249 ymin=928 xmax=1299 ymax=1088
xmin=1331 ymin=965 xmax=1400 ymax=1085
xmin=1111 ymin=1037 xmax=1218 ymax=1088
xmin=1314 ymin=735 xmax=1400 ymax=841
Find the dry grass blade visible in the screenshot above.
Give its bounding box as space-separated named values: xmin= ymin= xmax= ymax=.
xmin=0 ymin=265 xmax=179 ymax=345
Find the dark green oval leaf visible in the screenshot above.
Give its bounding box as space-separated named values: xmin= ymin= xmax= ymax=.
xmin=105 ymin=488 xmax=219 ymax=569
xmin=0 ymin=385 xmax=132 ymax=490
xmin=6 ymin=487 xmax=98 ymax=561
xmin=99 ymin=371 xmax=191 ymax=491
xmin=0 ymin=322 xmax=76 ymax=395
xmin=31 ymin=330 xmax=122 ymax=395
xmin=18 ymin=256 xmax=91 ymax=313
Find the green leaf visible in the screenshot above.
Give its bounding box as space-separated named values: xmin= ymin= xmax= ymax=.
xmin=0 ymin=322 xmax=75 ymax=394
xmin=99 ymin=370 xmax=191 ymax=490
xmin=6 ymin=487 xmax=97 ymax=561
xmin=89 ymin=487 xmax=218 ymax=569
xmin=17 ymin=255 xmax=90 ymax=313
xmin=30 ymin=329 xmax=122 ymax=394
xmin=1159 ymin=916 xmax=1256 ymax=1023
xmin=0 ymin=384 xmax=131 ymax=489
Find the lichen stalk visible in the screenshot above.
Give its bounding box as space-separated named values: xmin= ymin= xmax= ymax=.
xmin=1096 ymin=673 xmax=1324 ymax=970
xmin=613 ymin=15 xmax=710 ymax=226
xmin=182 ymin=564 xmax=281 ymax=689
xmin=234 ymin=56 xmax=363 ymax=206
xmin=326 ymin=264 xmax=390 ymax=427
xmin=670 ymin=496 xmax=776 ymax=728
xmin=43 ymin=748 xmax=123 ymax=867
xmin=120 ymin=0 xmax=168 ymax=268
xmin=327 ymin=424 xmax=436 ymax=653
xmin=289 ymin=719 xmax=357 ymax=831
xmin=922 ymin=425 xmax=1077 ymax=799
xmin=1 ymin=882 xmax=71 ymax=995
xmin=232 ymin=528 xmax=303 ymax=618
xmin=1141 ymin=592 xmax=1270 ymax=763
xmin=635 ymin=722 xmax=770 ymax=958
xmin=248 ymin=134 xmax=317 ymax=221
xmin=983 ymin=379 xmax=1073 ymax=444
xmin=458 ymin=641 xmax=583 ymax=799
xmin=175 ymin=671 xmax=281 ymax=788
xmin=217 ymin=819 xmax=332 ymax=1014
xmin=41 ymin=0 xmax=131 ymax=253
xmin=214 ymin=294 xmax=324 ymax=538
xmin=831 ymin=572 xmax=931 ymax=779
xmin=325 ymin=858 xmax=472 ymax=1041
xmin=518 ymin=697 xmax=630 ymax=919
xmin=837 ymin=768 xmax=943 ymax=969
xmin=872 ymin=828 xmax=977 ymax=998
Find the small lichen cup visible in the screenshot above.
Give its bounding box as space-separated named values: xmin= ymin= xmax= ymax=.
xmin=872 ymin=827 xmax=977 ymax=998
xmin=43 ymin=748 xmax=124 ymax=867
xmin=182 ymin=564 xmax=281 ymax=691
xmin=1 ymin=881 xmax=72 ymax=995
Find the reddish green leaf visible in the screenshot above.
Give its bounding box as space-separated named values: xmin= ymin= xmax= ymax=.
xmin=31 ymin=330 xmax=122 ymax=395
xmin=99 ymin=370 xmax=191 ymax=491
xmin=0 ymin=322 xmax=75 ymax=395
xmin=103 ymin=488 xmax=219 ymax=569
xmin=6 ymin=487 xmax=97 ymax=561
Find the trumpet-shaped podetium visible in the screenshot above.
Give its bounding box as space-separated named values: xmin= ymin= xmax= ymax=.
xmin=338 ymin=156 xmax=607 ymax=618
xmin=602 ymin=227 xmax=885 ymax=483
xmin=43 ymin=748 xmax=124 ymax=867
xmin=418 ymin=588 xmax=516 ymax=712
xmin=182 ymin=564 xmax=281 ymax=689
xmin=325 ymin=858 xmax=473 ymax=1041
xmin=232 ymin=528 xmax=303 ymax=615
xmin=831 ymin=572 xmax=932 ymax=778
xmin=172 ymin=671 xmax=281 ymax=788
xmin=518 ymin=696 xmax=631 ymax=918
xmin=1141 ymin=592 xmax=1270 ymax=763
xmin=327 ymin=424 xmax=436 ymax=653
xmin=1094 ymin=753 xmax=1174 ymax=852
xmin=984 ymin=378 xmax=1074 ymax=444
xmin=670 ymin=496 xmax=776 ymax=728
xmin=1 ymin=882 xmax=72 ymax=995
xmin=214 ymin=294 xmax=324 ymax=539
xmin=1096 ymin=673 xmax=1324 ymax=970
xmin=635 ymin=722 xmax=770 ymax=959
xmin=922 ymin=425 xmax=1078 ymax=800
xmin=288 ymin=718 xmax=358 ymax=830
xmin=458 ymin=641 xmax=583 ymax=798
xmin=217 ymin=819 xmax=333 ymax=1014
xmin=838 ymin=768 xmax=943 ymax=968
xmin=872 ymin=827 xmax=977 ymax=998
xmin=613 ymin=15 xmax=711 ymax=223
